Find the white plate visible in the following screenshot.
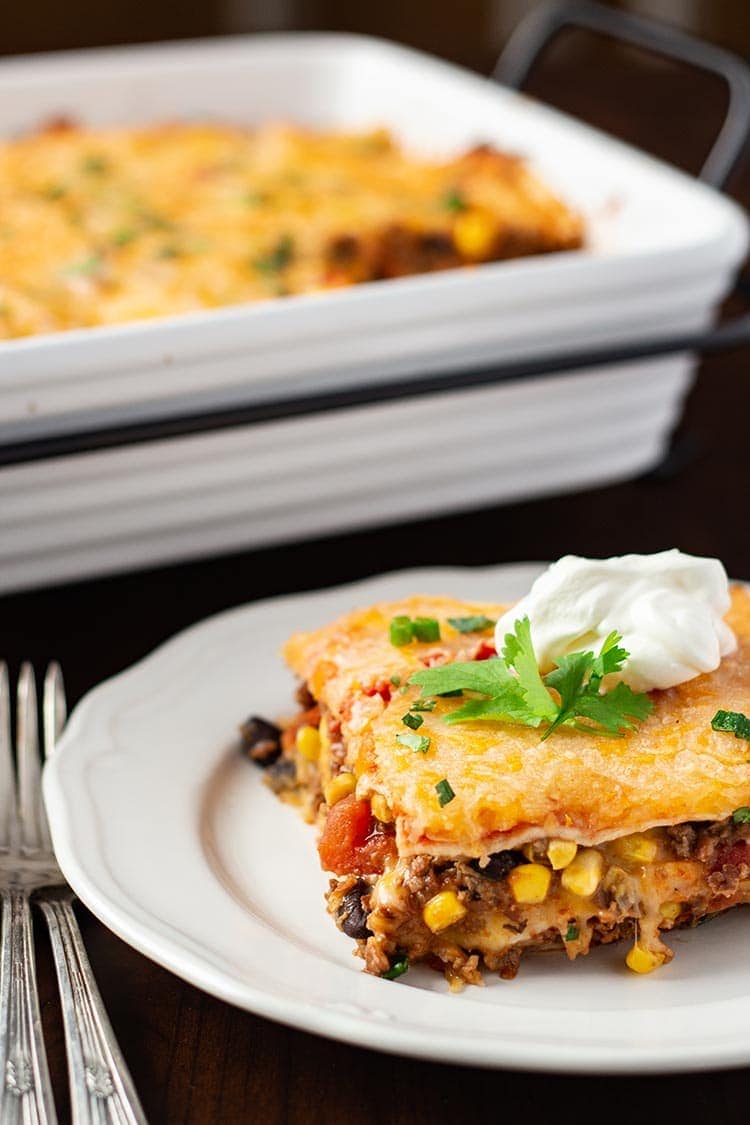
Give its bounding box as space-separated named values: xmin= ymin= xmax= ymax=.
xmin=43 ymin=563 xmax=750 ymax=1074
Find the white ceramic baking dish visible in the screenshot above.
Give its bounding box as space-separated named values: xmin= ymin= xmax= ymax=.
xmin=0 ymin=30 xmax=747 ymax=592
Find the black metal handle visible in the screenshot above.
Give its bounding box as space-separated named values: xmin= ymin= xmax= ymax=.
xmin=493 ymin=0 xmax=750 ymax=187
xmin=3 ymin=310 xmax=750 ymax=468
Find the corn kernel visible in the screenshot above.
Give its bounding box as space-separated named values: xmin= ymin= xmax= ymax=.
xmin=453 ymin=210 xmax=496 ymax=259
xmin=422 ymin=890 xmax=467 ymax=933
xmin=615 ymin=833 xmax=658 ymax=864
xmin=371 ymin=794 xmax=393 ymax=823
xmin=626 ymin=942 xmax=665 ymax=974
xmin=547 ymin=840 xmax=578 ymax=870
xmin=561 ymin=848 xmax=604 ymax=898
xmin=508 ymin=863 xmax=552 ymax=905
xmin=323 ymin=773 xmax=356 ymax=806
xmin=296 ymin=724 xmax=321 ymax=762
xmin=659 ymin=901 xmax=681 ymax=921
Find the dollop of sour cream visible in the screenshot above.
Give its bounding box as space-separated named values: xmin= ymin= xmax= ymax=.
xmin=495 ymin=550 xmax=737 ymax=693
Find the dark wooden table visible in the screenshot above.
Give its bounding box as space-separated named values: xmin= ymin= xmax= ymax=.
xmin=3 ymin=34 xmax=750 ymax=1125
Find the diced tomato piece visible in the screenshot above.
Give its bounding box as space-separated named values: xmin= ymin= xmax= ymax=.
xmin=364 ymin=680 xmax=392 ymax=702
xmin=712 ymin=839 xmax=750 ymax=873
xmin=318 ymin=795 xmax=396 ymax=875
xmin=475 ymin=641 xmax=497 ymax=661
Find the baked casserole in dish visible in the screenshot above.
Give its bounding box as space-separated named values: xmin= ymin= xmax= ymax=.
xmin=0 ymin=119 xmax=582 ymax=339
xmin=245 ymin=552 xmax=750 ymax=986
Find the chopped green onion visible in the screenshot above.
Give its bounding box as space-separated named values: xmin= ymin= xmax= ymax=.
xmin=113 ymin=228 xmax=137 ymax=247
xmin=42 ymin=183 xmax=66 ymax=201
xmin=396 ymin=731 xmax=430 ymax=754
xmin=412 ymin=617 xmax=441 ymax=643
xmin=732 ymin=807 xmax=750 ymax=824
xmin=565 ymin=923 xmax=579 ymax=942
xmin=60 ymin=254 xmax=103 ymax=277
xmin=447 ymin=615 xmax=496 ymax=634
xmin=81 ymin=154 xmax=109 ymax=175
xmin=139 ymin=210 xmax=175 ymax=232
xmin=410 ymin=699 xmax=437 ymax=712
xmin=253 ymin=234 xmax=294 ymax=273
xmin=435 ymin=778 xmax=455 ymax=806
xmin=381 ymin=956 xmax=409 ymax=980
xmin=389 ymin=675 xmax=402 ymax=687
xmin=389 ymin=617 xmax=413 ymax=647
xmin=712 ymin=710 xmax=750 ymax=739
xmin=443 ymin=188 xmax=468 ymax=213
xmin=402 ymin=712 xmax=423 ymax=730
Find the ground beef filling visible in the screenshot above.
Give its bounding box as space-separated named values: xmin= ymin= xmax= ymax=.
xmin=326 ymin=817 xmax=750 ymax=983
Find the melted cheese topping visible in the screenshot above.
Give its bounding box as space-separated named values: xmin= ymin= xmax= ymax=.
xmin=284 ymin=587 xmax=750 ymax=859
xmin=0 ymin=121 xmax=583 ymax=339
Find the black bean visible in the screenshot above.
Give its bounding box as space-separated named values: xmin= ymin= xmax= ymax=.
xmin=469 ymin=850 xmax=524 ymax=881
xmin=295 ymin=682 xmax=315 ymax=709
xmin=240 ymin=715 xmax=282 ymax=766
xmin=421 ymin=232 xmax=454 ymax=255
xmin=338 ymin=882 xmax=372 ymax=940
xmin=265 ymin=756 xmax=297 ymax=794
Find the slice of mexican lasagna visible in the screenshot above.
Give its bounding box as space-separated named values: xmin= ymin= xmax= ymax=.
xmin=244 ymin=553 xmax=750 ymax=985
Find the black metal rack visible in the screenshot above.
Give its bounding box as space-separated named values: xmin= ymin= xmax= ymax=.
xmin=3 ymin=0 xmax=750 ymax=471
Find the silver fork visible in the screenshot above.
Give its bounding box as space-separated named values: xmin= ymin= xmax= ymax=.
xmin=0 ymin=663 xmax=148 ymax=1125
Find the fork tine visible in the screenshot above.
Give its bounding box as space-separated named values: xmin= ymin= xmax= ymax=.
xmin=17 ymin=662 xmax=53 ymax=853
xmin=43 ymin=662 xmax=67 ymax=757
xmin=0 ymin=663 xmax=16 ymax=848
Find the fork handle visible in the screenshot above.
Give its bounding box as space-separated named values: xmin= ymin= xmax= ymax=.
xmin=38 ymin=894 xmax=148 ymax=1125
xmin=0 ymin=887 xmax=58 ymax=1124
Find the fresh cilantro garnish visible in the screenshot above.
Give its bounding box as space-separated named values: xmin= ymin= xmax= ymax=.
xmin=565 ymin=923 xmax=579 ymax=942
xmin=502 ymin=618 xmax=558 ymax=723
xmin=382 ymin=955 xmax=409 ymax=980
xmin=396 ymin=731 xmax=430 ymax=754
xmin=389 ymin=675 xmax=402 ymax=687
xmin=409 ymin=617 xmax=653 ymax=740
xmin=447 ymin=615 xmax=495 ymax=633
xmin=402 ymin=712 xmax=423 ymax=730
xmin=712 ymin=710 xmax=750 ymax=740
xmin=435 ymin=778 xmax=455 ymax=806
xmin=733 ymin=807 xmax=750 ymax=824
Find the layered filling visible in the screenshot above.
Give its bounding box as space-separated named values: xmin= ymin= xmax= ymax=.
xmin=244 ymin=687 xmax=750 ymax=984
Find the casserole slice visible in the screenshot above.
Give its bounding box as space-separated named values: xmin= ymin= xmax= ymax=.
xmin=249 ymin=589 xmax=750 ymax=985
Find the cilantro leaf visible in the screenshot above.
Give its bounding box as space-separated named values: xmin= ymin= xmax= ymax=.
xmin=405 ymin=617 xmax=652 ymax=741
xmin=443 ymin=693 xmax=541 ymax=727
xmin=570 ymin=681 xmax=654 ymax=735
xmin=501 ymin=618 xmax=558 ymax=722
xmin=542 ymin=650 xmax=596 ymax=738
xmin=409 ymin=658 xmax=511 ymax=698
xmin=543 ymin=636 xmax=653 ymax=740
xmin=447 ymin=615 xmax=495 ymax=634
